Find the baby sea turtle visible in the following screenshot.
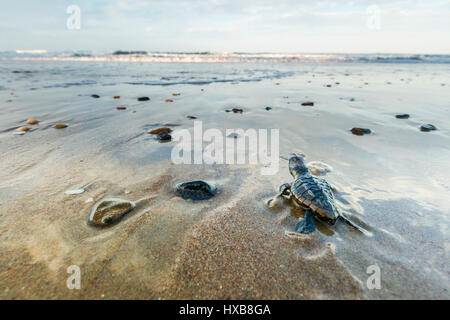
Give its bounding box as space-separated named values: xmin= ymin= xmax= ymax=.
xmin=175 ymin=180 xmax=217 ymax=200
xmin=270 ymin=153 xmax=361 ymax=234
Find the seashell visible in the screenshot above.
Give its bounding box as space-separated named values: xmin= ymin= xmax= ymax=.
xmin=65 ymin=189 xmax=85 ymax=195
xmin=87 ymin=198 xmax=135 ymax=227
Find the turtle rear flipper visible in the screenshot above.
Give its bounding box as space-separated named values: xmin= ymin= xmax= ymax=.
xmin=295 ymin=209 xmax=316 ymax=234
xmin=339 ymin=214 xmax=372 ymax=236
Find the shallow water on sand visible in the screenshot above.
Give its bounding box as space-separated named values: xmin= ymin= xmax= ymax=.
xmin=0 ymin=61 xmax=449 ymax=299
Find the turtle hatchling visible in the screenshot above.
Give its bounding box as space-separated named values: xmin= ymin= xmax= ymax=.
xmin=270 ymin=153 xmax=360 ymax=234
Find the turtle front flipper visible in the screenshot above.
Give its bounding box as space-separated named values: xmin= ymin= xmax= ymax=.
xmin=279 ymin=182 xmax=291 ymax=198
xmin=267 ymin=182 xmax=291 ymax=207
xmin=295 ymin=209 xmax=316 ymax=234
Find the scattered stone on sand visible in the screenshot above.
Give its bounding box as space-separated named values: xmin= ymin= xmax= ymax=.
xmin=149 ymin=127 xmax=172 ymax=134
xmin=91 ymin=94 xmax=100 ymax=98
xmin=87 ymin=198 xmax=135 ymax=227
xmin=395 ymin=114 xmax=410 ymax=119
xmin=227 ymin=108 xmax=243 ymax=114
xmin=172 ymin=93 xmax=180 ymax=96
xmin=186 ymin=115 xmax=197 ymax=119
xmin=350 ymin=127 xmax=371 ymax=136
xmin=53 ymin=123 xmax=68 ymax=129
xmin=326 ymin=84 xmax=332 ymax=88
xmin=420 ymin=124 xmax=437 ymax=132
xmin=301 ymin=102 xmax=314 ymax=106
xmin=16 ymin=126 xmax=30 ymax=132
xmin=116 ymin=106 xmax=127 ymax=110
xmin=175 ymin=180 xmax=217 ymax=200
xmin=156 ymin=131 xmax=172 ymax=142
xmin=265 ymin=106 xmax=272 ymax=111
xmin=27 ymin=118 xmax=39 ymax=125
xmin=113 ymin=96 xmax=120 ymax=99
xmin=307 ymin=161 xmax=333 ymax=176
xmin=137 ymin=97 xmax=150 ymax=101
xmin=227 ymin=133 xmax=239 ymax=139
xmin=65 ymin=189 xmax=85 ymax=195
xmin=165 ymin=99 xmax=174 ymax=103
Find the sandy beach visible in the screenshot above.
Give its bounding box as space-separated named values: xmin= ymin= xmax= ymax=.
xmin=0 ymin=56 xmax=449 ymax=299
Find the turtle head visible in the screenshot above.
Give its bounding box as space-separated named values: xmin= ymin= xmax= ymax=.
xmin=289 ymin=153 xmax=308 ymax=178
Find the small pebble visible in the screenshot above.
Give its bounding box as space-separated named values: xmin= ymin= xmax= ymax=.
xmin=113 ymin=96 xmax=120 ymax=99
xmin=27 ymin=118 xmax=39 ymax=125
xmin=165 ymin=99 xmax=174 ymax=103
xmin=175 ymin=180 xmax=217 ymax=200
xmin=186 ymin=115 xmax=197 ymax=119
xmin=137 ymin=97 xmax=150 ymax=101
xmin=91 ymin=94 xmax=100 ymax=98
xmin=149 ymin=127 xmax=172 ymax=134
xmin=53 ymin=123 xmax=68 ymax=129
xmin=420 ymin=124 xmax=437 ymax=132
xmin=157 ymin=131 xmax=172 ymax=142
xmin=395 ymin=114 xmax=410 ymax=119
xmin=265 ymin=107 xmax=272 ymax=111
xmin=231 ymin=108 xmax=243 ymax=113
xmin=172 ymin=93 xmax=180 ymax=96
xmin=116 ymin=106 xmax=126 ymax=110
xmin=351 ymin=128 xmax=371 ymax=136
xmin=301 ymin=102 xmax=314 ymax=106
xmin=65 ymin=189 xmax=85 ymax=195
xmin=16 ymin=126 xmax=30 ymax=132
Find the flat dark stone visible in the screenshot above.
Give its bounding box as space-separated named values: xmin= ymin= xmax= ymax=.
xmin=265 ymin=107 xmax=272 ymax=110
xmin=176 ymin=180 xmax=216 ymax=200
xmin=91 ymin=94 xmax=100 ymax=98
xmin=395 ymin=114 xmax=410 ymax=119
xmin=156 ymin=131 xmax=172 ymax=142
xmin=351 ymin=127 xmax=371 ymax=136
xmin=420 ymin=124 xmax=437 ymax=132
xmin=301 ymin=102 xmax=314 ymax=106
xmin=137 ymin=97 xmax=150 ymax=101
xmin=186 ymin=115 xmax=197 ymax=119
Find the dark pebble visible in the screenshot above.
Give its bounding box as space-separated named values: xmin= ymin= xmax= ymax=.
xmin=137 ymin=97 xmax=150 ymax=101
xmin=265 ymin=107 xmax=272 ymax=111
xmin=351 ymin=128 xmax=371 ymax=136
xmin=395 ymin=114 xmax=410 ymax=119
xmin=301 ymin=102 xmax=314 ymax=106
xmin=231 ymin=108 xmax=243 ymax=113
xmin=116 ymin=106 xmax=126 ymax=110
xmin=186 ymin=115 xmax=197 ymax=119
xmin=91 ymin=94 xmax=100 ymax=98
xmin=175 ymin=180 xmax=216 ymax=200
xmin=420 ymin=124 xmax=437 ymax=132
xmin=156 ymin=131 xmax=172 ymax=142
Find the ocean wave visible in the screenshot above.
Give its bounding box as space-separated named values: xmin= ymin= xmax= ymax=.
xmin=1 ymin=51 xmax=449 ymax=64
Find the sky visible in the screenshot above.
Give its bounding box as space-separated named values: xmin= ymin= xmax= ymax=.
xmin=0 ymin=0 xmax=449 ymax=53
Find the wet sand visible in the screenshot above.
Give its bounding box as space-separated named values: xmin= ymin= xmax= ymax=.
xmin=0 ymin=60 xmax=449 ymax=299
